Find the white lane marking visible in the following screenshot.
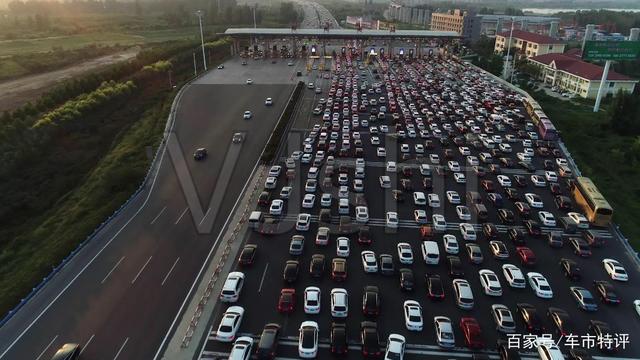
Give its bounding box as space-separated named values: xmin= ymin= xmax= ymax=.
xmin=258 ymin=263 xmax=269 ymax=293
xmin=0 ymin=76 xmax=179 ymax=360
xmin=79 ymin=334 xmax=94 ymax=355
xmin=150 ymin=206 xmax=167 ymax=225
xmin=101 ymin=256 xmax=125 ymax=284
xmin=34 ymin=335 xmax=58 ymax=360
xmin=174 ymin=207 xmax=189 ymax=225
xmin=112 ymin=337 xmax=129 ymax=360
xmin=161 ymin=258 xmax=180 ymax=286
xmin=131 ymin=256 xmax=153 ymax=284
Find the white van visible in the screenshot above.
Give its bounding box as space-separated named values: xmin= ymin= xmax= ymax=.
xmin=379 ymin=176 xmax=391 ymax=188
xmin=421 ymin=241 xmax=440 ymax=265
xmin=339 ymin=198 xmax=350 ymax=215
xmin=419 ymin=164 xmax=432 ymax=176
xmin=248 ymin=211 xmax=263 ymax=229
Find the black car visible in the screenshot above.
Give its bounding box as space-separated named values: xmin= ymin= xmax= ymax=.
xmin=360 ymin=321 xmax=381 ymax=357
xmin=400 ymin=179 xmax=413 ymax=191
xmin=560 ymin=258 xmax=581 ymax=281
xmin=593 ymin=280 xmax=620 ymax=304
xmin=508 ymin=228 xmax=526 ymax=245
xmin=487 ymin=193 xmax=504 ymax=208
xmin=547 ymin=307 xmax=572 ymax=336
xmin=543 ymin=159 xmax=554 ymax=170
xmin=568 ymin=347 xmax=594 ymax=360
xmin=426 ymin=274 xmax=444 ymax=300
xmin=392 ymin=189 xmax=405 ymax=202
xmin=516 ymin=303 xmax=544 ymax=334
xmin=422 ymin=177 xmax=433 ymax=190
xmin=379 ymin=254 xmax=395 ymax=275
xmin=399 ymin=268 xmax=415 ymax=291
xmin=362 ymin=286 xmax=380 ymax=316
xmin=555 ymin=195 xmax=572 ymax=211
xmin=238 ymin=244 xmax=257 ymax=266
xmin=549 ymin=182 xmax=562 ymax=195
xmin=483 ymin=223 xmax=499 ymax=239
xmin=309 ymin=254 xmax=325 ymax=277
xmin=570 ymin=238 xmax=592 ymax=257
xmin=513 ymin=175 xmax=527 ymax=187
xmin=256 ymin=323 xmax=281 ymax=359
xmin=547 ymin=231 xmax=564 ymax=248
xmin=524 ymin=219 xmax=541 ymax=236
xmin=330 ymin=322 xmax=348 ymax=355
xmin=193 ymin=147 xmax=207 ymax=161
xmin=498 ymin=209 xmax=515 ymax=224
xmin=518 ymin=161 xmax=535 ymax=172
xmin=258 ymin=191 xmax=271 ymax=207
xmin=447 ymin=256 xmax=464 ymax=278
xmin=358 ymin=226 xmax=371 ymax=245
xmin=497 ymin=339 xmax=520 ymax=360
xmin=588 ymin=320 xmax=616 ymax=352
xmin=51 ymin=344 xmax=81 ymax=360
xmin=505 ymin=187 xmax=520 ymax=201
xmin=283 ymin=260 xmax=299 ymax=283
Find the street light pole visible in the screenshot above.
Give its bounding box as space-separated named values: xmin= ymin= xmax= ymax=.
xmin=504 ymin=17 xmax=514 ymax=80
xmin=253 ymin=5 xmax=257 ymax=29
xmin=196 ymin=10 xmax=207 ymax=71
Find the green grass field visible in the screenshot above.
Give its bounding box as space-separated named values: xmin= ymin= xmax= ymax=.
xmin=527 ymin=87 xmax=640 ymax=249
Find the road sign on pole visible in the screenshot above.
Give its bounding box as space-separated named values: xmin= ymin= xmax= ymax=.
xmin=582 ymin=41 xmax=640 ymax=61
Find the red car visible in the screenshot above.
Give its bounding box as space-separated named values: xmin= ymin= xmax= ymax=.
xmin=460 ymin=317 xmax=485 ymax=349
xmin=481 ymin=180 xmax=494 ymax=192
xmin=516 ymin=246 xmax=537 ymax=267
xmin=277 ymin=288 xmax=295 ymax=313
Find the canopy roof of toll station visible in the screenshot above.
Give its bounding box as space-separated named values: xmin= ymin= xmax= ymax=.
xmin=222 ymin=28 xmax=461 ymax=40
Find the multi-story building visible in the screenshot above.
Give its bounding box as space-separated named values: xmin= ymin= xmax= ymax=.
xmin=430 ymin=9 xmax=480 ymax=41
xmin=528 ymin=53 xmax=637 ymax=99
xmin=475 ymin=15 xmax=560 ymax=38
xmin=385 ymin=1 xmax=429 ymax=28
xmin=494 ymin=29 xmax=565 ymax=58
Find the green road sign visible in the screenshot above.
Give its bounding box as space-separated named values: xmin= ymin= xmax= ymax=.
xmin=583 ymin=41 xmax=640 ymax=61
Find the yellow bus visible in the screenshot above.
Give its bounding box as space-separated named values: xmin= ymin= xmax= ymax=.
xmin=523 ymin=97 xmax=543 ymax=118
xmin=571 ymin=177 xmax=613 ymax=227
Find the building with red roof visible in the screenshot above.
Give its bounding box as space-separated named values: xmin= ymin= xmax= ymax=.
xmin=494 ymin=29 xmax=565 ymax=58
xmin=528 ymin=52 xmax=637 ymax=98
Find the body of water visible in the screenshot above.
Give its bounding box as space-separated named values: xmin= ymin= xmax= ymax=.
xmin=523 ymin=8 xmax=640 ymax=15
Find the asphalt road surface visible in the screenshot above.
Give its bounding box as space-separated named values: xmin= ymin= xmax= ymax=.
xmin=0 ymin=59 xmax=299 ymax=360
xmin=200 ymin=57 xmax=640 ymax=360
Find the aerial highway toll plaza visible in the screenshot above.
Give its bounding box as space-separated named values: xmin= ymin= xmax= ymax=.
xmin=224 ymin=28 xmax=461 ymax=62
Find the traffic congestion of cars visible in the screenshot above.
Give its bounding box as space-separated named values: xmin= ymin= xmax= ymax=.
xmin=205 ymin=53 xmax=638 ymax=360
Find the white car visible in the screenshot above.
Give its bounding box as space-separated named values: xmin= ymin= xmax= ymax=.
xmin=497 ymin=175 xmax=511 ymax=187
xmin=305 ymin=179 xmax=317 ymax=192
xmin=459 ymin=223 xmax=477 ymax=241
xmin=499 ymin=143 xmax=512 ymax=153
xmin=386 ymin=211 xmax=399 ymax=228
xmin=280 ymin=186 xmax=292 ymax=199
xmin=397 ymin=243 xmax=414 ymax=264
xmin=545 ymin=171 xmax=558 ymax=182
xmin=321 ymin=193 xmax=331 ymax=207
xmin=432 ymin=214 xmax=446 ymax=231
xmin=380 ymin=125 xmax=389 ymax=132
xmin=296 ymin=213 xmax=311 ymax=231
xmin=443 ymin=234 xmax=459 ymax=254
xmin=429 ymin=154 xmax=440 ymax=164
xmin=538 ymin=211 xmax=556 ymax=226
xmin=413 ymin=192 xmax=427 ymax=205
xmin=229 ymin=336 xmax=253 ymax=360
xmin=415 ymin=144 xmax=425 ymax=153
xmin=330 ymin=288 xmax=349 ymax=318
xmin=527 ymin=272 xmax=553 ymax=298
xmin=301 ymin=153 xmax=313 ymax=163
xmin=492 ymin=304 xmax=516 ymax=333
xmin=446 ymin=191 xmax=461 ymax=204
xmin=603 ymin=258 xmax=629 ymax=281
xmin=403 ymin=300 xmax=423 ymax=331
xmin=377 ymin=147 xmax=387 ymax=157
xmin=453 ymin=172 xmax=466 ymax=184
xmin=502 ymin=264 xmax=526 ymax=289
xmin=434 ymin=316 xmax=455 ymax=348
xmin=243 ymin=110 xmax=252 ymax=119
xmin=268 ymin=165 xmax=282 ymax=177
xmin=338 ymin=186 xmax=349 ymax=198
xmin=361 ymin=251 xmax=378 ymax=273
xmin=400 ymin=144 xmax=410 ymax=153
xmin=336 ymin=237 xmax=350 ymax=257
xmin=537 ymin=343 xmax=564 ymax=360
xmin=428 ymin=193 xmax=440 ymax=208
xmin=384 ymin=334 xmax=406 ymax=360
xmin=370 ymin=136 xmax=380 ymax=145
xmin=270 ymin=199 xmax=284 ymax=215
xmin=634 ymin=299 xmax=640 ymax=318
xmin=448 ymin=161 xmax=461 ymax=172
xmin=531 ymin=175 xmax=546 ymax=187
xmin=298 ymin=321 xmax=319 ymax=358
xmin=356 ymin=206 xmax=369 ymax=223
xmin=386 ymin=161 xmax=397 ymax=172
xmin=265 ymin=176 xmax=277 ymax=189
xmin=456 ymin=206 xmax=471 ymax=221
xmin=556 ymin=158 xmax=569 ymax=167
xmin=479 ymin=269 xmax=503 ymax=296
xmin=246 ymin=78 xmax=253 ymax=84
xmin=302 ymin=194 xmax=316 ymax=209
xmin=525 ymin=193 xmax=544 ymax=208
xmin=459 ymin=146 xmax=470 ymax=156
xmin=216 ymin=306 xmax=244 ymax=342
xmin=568 ymin=212 xmax=589 ymax=229
xmin=414 ymin=209 xmax=427 ymax=224
xmin=421 ymin=241 xmax=440 ymax=265
xmin=304 ymin=287 xmax=321 ymax=314
xmin=265 ymin=98 xmax=273 ymax=106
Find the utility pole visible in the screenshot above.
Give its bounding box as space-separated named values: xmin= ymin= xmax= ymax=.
xmin=253 ymin=5 xmax=257 ymax=29
xmin=503 ymin=17 xmax=514 ymax=80
xmin=193 ymin=52 xmax=197 ymax=77
xmin=196 ymin=10 xmax=207 ymax=71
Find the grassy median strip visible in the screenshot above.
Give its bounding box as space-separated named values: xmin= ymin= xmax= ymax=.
xmin=527 ymin=88 xmax=640 ymax=249
xmin=261 ymin=81 xmax=305 ymax=163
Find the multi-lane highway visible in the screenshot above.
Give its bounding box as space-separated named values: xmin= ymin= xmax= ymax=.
xmin=295 ymin=0 xmax=341 ymax=29
xmin=0 ymin=58 xmax=302 ymax=360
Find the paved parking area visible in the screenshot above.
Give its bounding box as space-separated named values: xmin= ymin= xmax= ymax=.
xmin=199 ymin=55 xmax=640 ymax=359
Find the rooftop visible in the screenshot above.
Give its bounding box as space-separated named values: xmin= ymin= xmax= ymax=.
xmin=530 ymin=53 xmax=635 ymax=81
xmin=223 ymin=28 xmax=460 ymax=39
xmin=496 ymin=29 xmax=563 ymax=44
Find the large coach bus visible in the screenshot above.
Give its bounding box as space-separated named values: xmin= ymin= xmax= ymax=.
xmin=523 ymin=97 xmax=543 ymax=118
xmin=571 ymin=177 xmax=613 ymax=227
